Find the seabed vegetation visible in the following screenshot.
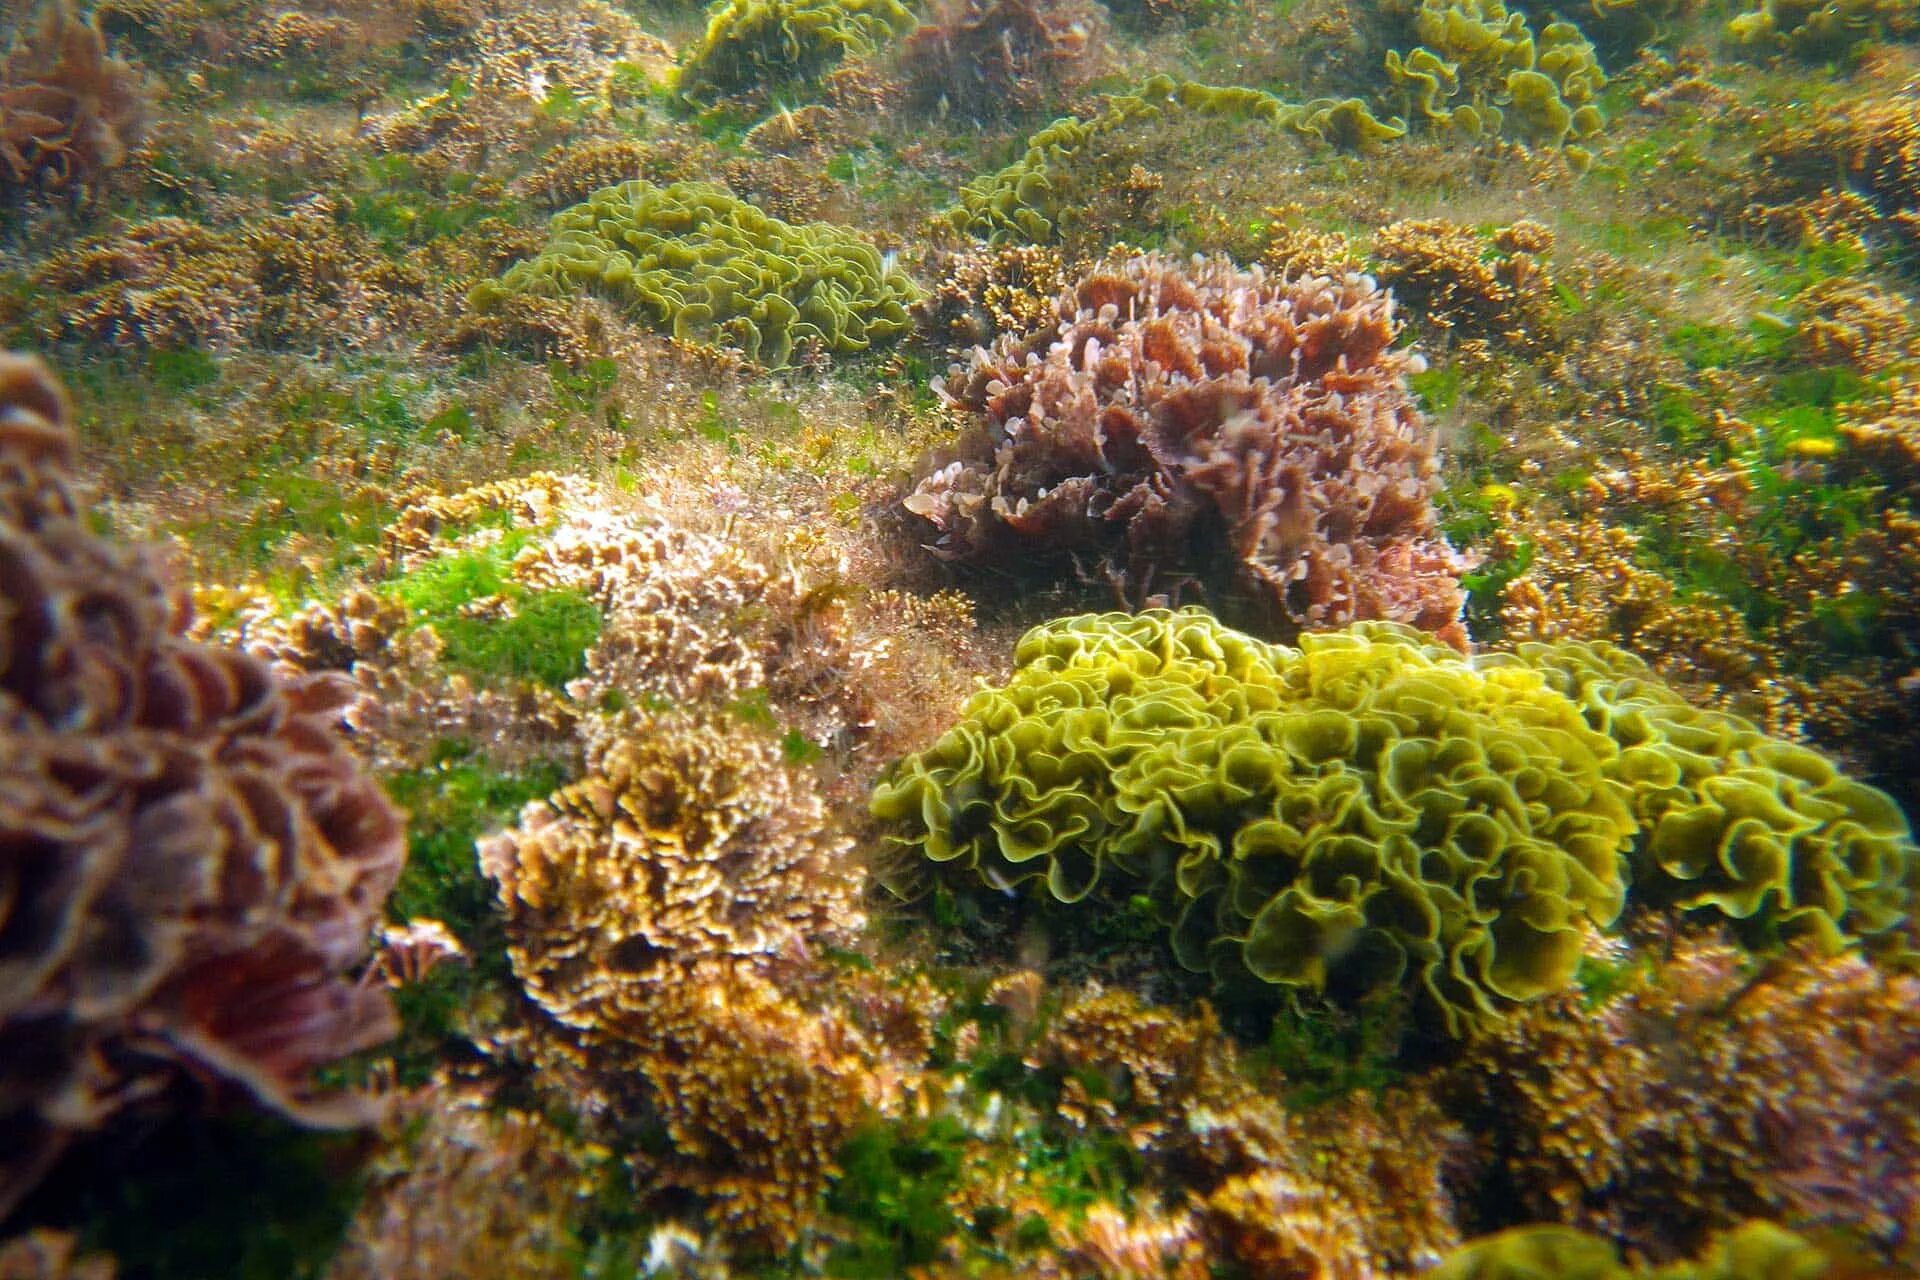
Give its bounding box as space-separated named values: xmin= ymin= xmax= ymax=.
xmin=2 ymin=0 xmax=1919 ymax=1274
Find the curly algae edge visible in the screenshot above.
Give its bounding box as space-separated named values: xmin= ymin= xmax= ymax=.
xmin=469 ymin=179 xmax=919 ymax=369
xmin=872 ymin=609 xmax=1920 ymax=1036
xmin=674 ymin=0 xmax=915 ymax=103
xmin=0 ymin=355 xmax=405 ymax=1218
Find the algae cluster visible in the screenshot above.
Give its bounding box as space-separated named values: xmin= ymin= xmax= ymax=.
xmin=470 ymin=179 xmax=919 ymax=367
xmin=1385 ymin=0 xmax=1607 ymax=167
xmin=1430 ymin=1220 xmax=1832 ymax=1279
xmin=675 ymin=0 xmax=915 ymax=102
xmin=8 ymin=0 xmax=1920 ymax=1269
xmin=945 ymin=75 xmax=1403 ymax=243
xmin=874 ymin=609 xmax=1919 ymax=1034
xmin=1727 ymin=0 xmax=1916 ymax=58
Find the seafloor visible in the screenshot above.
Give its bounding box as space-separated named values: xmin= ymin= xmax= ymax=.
xmin=1 ymin=0 xmax=1917 ymax=1275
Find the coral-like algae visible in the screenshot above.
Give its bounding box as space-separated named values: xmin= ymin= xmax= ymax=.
xmin=908 ymin=254 xmax=1469 ymax=642
xmin=469 ymin=179 xmax=919 ymax=368
xmin=0 ymin=0 xmax=150 ymax=200
xmin=874 ymin=608 xmax=1920 ymax=1035
xmin=1751 ymin=86 xmax=1918 ymax=264
xmin=1371 ymin=218 xmax=1560 ymax=349
xmin=1448 ymin=935 xmax=1920 ymax=1267
xmin=0 ymin=355 xmax=405 ymax=1218
xmin=482 ymin=708 xmax=889 ymax=1247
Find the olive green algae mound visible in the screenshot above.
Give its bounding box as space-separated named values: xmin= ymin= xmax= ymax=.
xmin=470 ymin=180 xmax=919 ymax=368
xmin=1512 ymin=638 xmax=1920 ymax=956
xmin=945 ymin=76 xmax=1404 ymax=244
xmin=872 ymin=610 xmax=1919 ymax=1035
xmin=676 ymin=0 xmax=915 ymax=102
xmin=875 ymin=610 xmax=1640 ymax=1035
xmin=1385 ymin=0 xmax=1606 ymax=167
xmin=1431 ymin=1220 xmax=1831 ymax=1279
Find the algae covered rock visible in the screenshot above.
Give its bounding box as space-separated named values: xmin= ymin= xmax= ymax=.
xmin=675 ymin=0 xmax=914 ymax=102
xmin=469 ymin=179 xmax=919 ymax=368
xmin=873 ymin=609 xmax=1639 ymax=1035
xmin=873 ymin=609 xmax=1920 ymax=1035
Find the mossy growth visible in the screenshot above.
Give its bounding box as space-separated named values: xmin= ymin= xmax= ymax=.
xmin=1384 ymin=0 xmax=1606 ymax=167
xmin=388 ymin=535 xmax=601 ymax=689
xmin=873 ymin=609 xmax=1920 ymax=1037
xmin=825 ymin=1117 xmax=969 ymax=1274
xmin=944 ymin=75 xmax=1403 ymax=244
xmin=34 ymin=1113 xmax=366 ymax=1280
xmin=470 ymin=180 xmax=919 ymax=368
xmin=1255 ymin=990 xmax=1411 ymax=1109
xmin=674 ymin=0 xmax=915 ymax=103
xmin=377 ymin=746 xmax=573 ymax=1084
xmin=821 ymin=977 xmax=1151 ymax=1273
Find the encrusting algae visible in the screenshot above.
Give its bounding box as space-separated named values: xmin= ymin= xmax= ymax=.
xmin=3 ymin=0 xmax=1920 ymax=1272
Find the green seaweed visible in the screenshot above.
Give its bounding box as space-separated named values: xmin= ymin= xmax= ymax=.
xmin=1384 ymin=0 xmax=1606 ymax=165
xmin=1256 ymin=991 xmax=1411 ymax=1109
xmin=60 ymin=1114 xmax=366 ymax=1280
xmin=826 ymin=1118 xmax=970 ymax=1274
xmin=387 ymin=536 xmax=603 ymax=689
xmin=378 ymin=748 xmax=573 ymax=1084
xmin=471 ymin=180 xmax=919 ymax=368
xmin=874 ymin=609 xmax=1920 ymax=1037
xmin=674 ymin=0 xmax=915 ymax=103
xmin=873 ymin=610 xmax=1642 ymax=1036
xmin=943 ymin=75 xmax=1403 ymax=243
